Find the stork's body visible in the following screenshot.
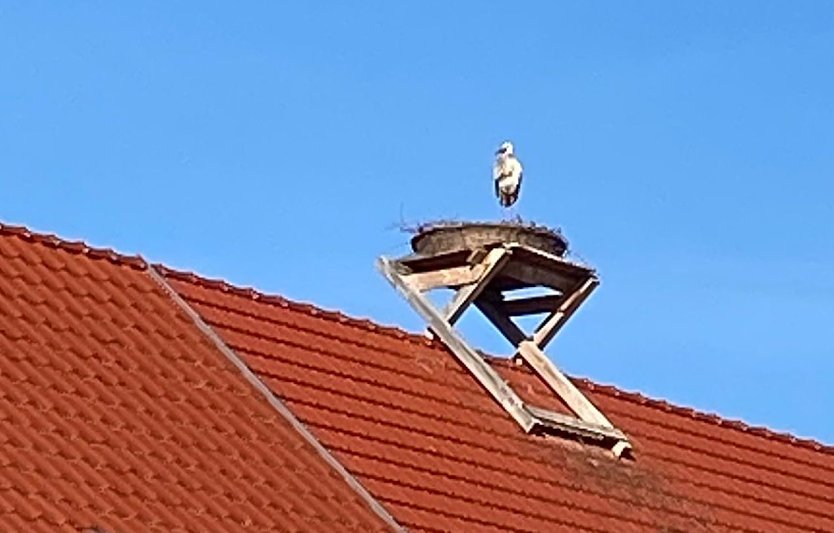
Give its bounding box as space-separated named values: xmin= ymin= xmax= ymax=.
xmin=493 ymin=141 xmax=523 ymax=208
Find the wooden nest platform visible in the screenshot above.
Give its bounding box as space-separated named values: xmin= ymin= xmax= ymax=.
xmin=411 ymin=221 xmax=568 ymax=257
xmin=380 ymin=220 xmax=629 ymax=454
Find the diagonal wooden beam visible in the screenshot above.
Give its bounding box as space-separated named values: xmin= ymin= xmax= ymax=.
xmin=443 ymin=247 xmax=512 ymax=325
xmin=377 ymin=256 xmax=537 ymax=432
xmin=531 ymin=277 xmax=598 ymax=349
xmin=474 ymin=298 xmax=528 ymax=346
xmin=516 ymin=340 xmax=614 ymax=428
xmin=379 ymin=252 xmax=632 ymax=456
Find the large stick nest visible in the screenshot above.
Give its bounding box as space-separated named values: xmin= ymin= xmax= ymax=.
xmin=408 ymin=219 xmax=569 ymax=257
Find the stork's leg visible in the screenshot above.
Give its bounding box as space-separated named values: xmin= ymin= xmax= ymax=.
xmin=498 ymin=195 xmax=508 ymax=220
xmin=501 ymin=195 xmax=511 ymax=219
xmin=509 ymin=197 xmax=521 ymax=222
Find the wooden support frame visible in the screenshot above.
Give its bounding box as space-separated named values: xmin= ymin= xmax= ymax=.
xmin=501 ymin=262 xmax=576 ymax=292
xmin=475 ymin=297 xmax=528 ymax=346
xmin=443 ymin=247 xmax=512 ymax=325
xmin=501 ymin=294 xmax=564 ymax=316
xmin=517 ymin=341 xmax=613 ymax=428
xmin=406 ymin=264 xmax=486 ymax=291
xmin=532 ymin=277 xmax=598 ymax=348
xmin=377 ymin=243 xmax=632 ymax=457
xmin=378 ymin=256 xmax=536 ymax=432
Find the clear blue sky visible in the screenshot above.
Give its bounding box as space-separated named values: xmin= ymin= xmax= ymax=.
xmin=2 ymin=3 xmax=833 ymax=444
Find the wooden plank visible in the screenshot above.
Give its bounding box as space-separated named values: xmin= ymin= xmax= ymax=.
xmin=404 ymin=264 xmax=486 ymax=291
xmin=443 ymin=247 xmax=512 ymax=325
xmin=377 ymin=257 xmax=536 ymax=432
xmin=510 ymin=244 xmax=595 ymax=275
xmin=379 ymin=254 xmax=631 ymax=454
xmin=611 ymin=440 xmax=633 ymax=458
xmin=474 ymin=298 xmax=528 ymax=346
xmin=517 ymin=340 xmax=613 ymax=428
xmin=466 ymin=248 xmax=489 ymax=264
xmin=398 ymin=249 xmax=471 ymax=273
xmin=444 ymin=283 xmax=479 ymax=325
xmin=532 ymin=277 xmax=598 ymax=349
xmin=526 ymin=405 xmax=627 ymax=442
xmin=501 ymin=294 xmax=563 ymax=316
xmin=501 ymin=261 xmax=578 ymax=292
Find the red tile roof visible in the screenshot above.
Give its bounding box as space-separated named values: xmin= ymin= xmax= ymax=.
xmin=0 ymin=224 xmax=395 ymax=532
xmin=160 ymin=272 xmax=834 ymax=533
xmin=2 ymin=222 xmax=834 ymax=532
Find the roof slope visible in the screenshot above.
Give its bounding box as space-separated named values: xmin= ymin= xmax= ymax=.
xmin=2 ymin=221 xmax=833 ymax=532
xmin=0 ymin=226 xmax=393 ymax=532
xmin=163 ymin=268 xmax=834 ymax=533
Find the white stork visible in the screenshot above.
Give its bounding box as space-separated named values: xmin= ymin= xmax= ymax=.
xmin=493 ymin=141 xmax=523 ymax=209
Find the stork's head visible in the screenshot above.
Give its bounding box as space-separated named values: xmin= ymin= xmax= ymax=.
xmin=496 ymin=141 xmax=514 ymax=156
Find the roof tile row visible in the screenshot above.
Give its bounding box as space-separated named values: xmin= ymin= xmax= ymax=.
xmin=0 ymin=224 xmax=394 ymax=532
xmin=166 ymin=270 xmax=834 ymax=532
xmin=1 ymin=222 xmax=833 ymax=532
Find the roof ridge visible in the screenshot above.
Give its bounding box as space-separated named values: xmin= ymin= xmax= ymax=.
xmin=155 ymin=263 xmax=440 ymax=348
xmin=146 ymin=265 xmax=405 ymax=532
xmin=0 ymin=222 xmax=146 ymax=270
xmin=3 ymin=220 xmax=830 ymax=457
xmin=570 ymin=374 xmax=834 ymax=455
xmin=491 ymin=359 xmax=834 ymax=458
xmin=157 ymin=264 xmax=834 ymax=458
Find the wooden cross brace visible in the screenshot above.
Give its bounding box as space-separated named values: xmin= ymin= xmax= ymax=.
xmin=442 ymin=254 xmax=614 ymax=430
xmin=378 ymin=244 xmax=632 ymax=457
